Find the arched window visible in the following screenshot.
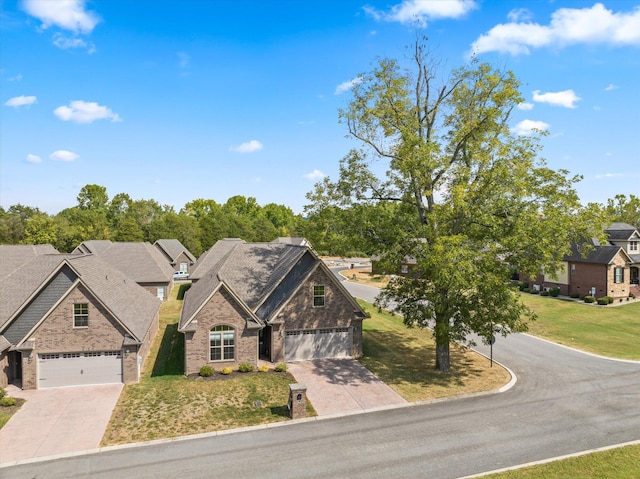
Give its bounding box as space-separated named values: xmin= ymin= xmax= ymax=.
xmin=210 ymin=325 xmax=235 ymax=361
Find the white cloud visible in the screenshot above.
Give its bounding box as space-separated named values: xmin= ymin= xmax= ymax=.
xmin=52 ymin=33 xmax=95 ymax=53
xmin=8 ymin=73 xmax=23 ymax=82
xmin=4 ymin=95 xmax=37 ymax=107
xmin=50 ymin=150 xmax=79 ymax=162
xmin=335 ymin=77 xmax=362 ymax=95
xmin=230 ymin=140 xmax=263 ymax=153
xmin=54 ymin=100 xmax=121 ymax=123
xmin=507 ymin=8 xmax=533 ymax=23
xmin=517 ymin=102 xmax=534 ymax=111
xmin=471 ymin=3 xmax=640 ymax=55
xmin=512 ymin=119 xmax=549 ymax=136
xmin=594 ymin=172 xmax=623 ymax=179
xmin=365 ymin=0 xmax=477 ymax=25
xmin=26 ymin=154 xmax=42 ymax=163
xmin=304 ymin=169 xmax=326 ymax=180
xmin=532 ymin=89 xmax=581 ymax=108
xmin=22 ymin=0 xmax=100 ymax=34
xmin=605 ymin=84 xmax=618 ymax=91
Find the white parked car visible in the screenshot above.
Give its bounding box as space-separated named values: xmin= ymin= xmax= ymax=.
xmin=173 ymin=271 xmax=189 ymax=280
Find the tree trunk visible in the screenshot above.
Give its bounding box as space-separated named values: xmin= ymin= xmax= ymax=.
xmin=434 ymin=315 xmax=451 ymax=372
xmin=435 ymin=342 xmax=451 ymax=372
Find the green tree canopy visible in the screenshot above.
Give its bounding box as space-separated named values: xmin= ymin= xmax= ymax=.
xmin=306 ymin=40 xmax=601 ymax=371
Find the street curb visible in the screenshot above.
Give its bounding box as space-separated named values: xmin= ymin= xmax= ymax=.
xmin=522 ymin=333 xmax=640 ymax=364
xmin=0 ymin=363 xmax=518 ymax=469
xmin=456 ymin=439 xmax=640 ymax=478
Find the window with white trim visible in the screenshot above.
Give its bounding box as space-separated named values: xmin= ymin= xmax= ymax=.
xmin=630 ymin=241 xmax=638 ymax=252
xmin=74 ymin=303 xmax=88 ymax=327
xmin=210 ymin=325 xmax=235 ymax=361
xmin=180 ymin=262 xmax=188 ymax=273
xmin=614 ymin=267 xmax=624 ymax=284
xmin=157 ymin=286 xmax=165 ymax=300
xmin=313 ymin=285 xmax=325 ymax=307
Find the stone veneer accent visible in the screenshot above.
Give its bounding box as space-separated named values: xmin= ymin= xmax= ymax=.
xmin=184 ymin=287 xmax=259 ymax=375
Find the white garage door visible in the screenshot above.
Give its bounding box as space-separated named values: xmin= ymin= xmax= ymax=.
xmin=38 ymin=351 xmax=123 ymax=388
xmin=285 ymin=328 xmax=351 ymax=362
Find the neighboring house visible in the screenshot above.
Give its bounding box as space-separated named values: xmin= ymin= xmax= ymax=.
xmin=0 ymin=244 xmax=59 ymax=276
xmin=73 ymin=240 xmax=175 ymax=300
xmin=0 ymin=249 xmax=160 ymax=389
xmin=154 ymin=239 xmax=196 ymax=274
xmin=178 ymin=240 xmax=366 ymax=375
xmin=527 ymin=223 xmax=640 ymax=299
xmin=188 ymin=238 xmax=245 ymax=283
xmin=371 ymin=254 xmax=417 ymax=276
xmin=271 ymin=237 xmax=313 ymax=248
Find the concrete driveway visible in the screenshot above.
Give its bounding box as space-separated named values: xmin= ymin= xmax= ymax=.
xmin=287 ymin=358 xmax=406 ymax=416
xmin=0 ymin=383 xmax=122 ymax=464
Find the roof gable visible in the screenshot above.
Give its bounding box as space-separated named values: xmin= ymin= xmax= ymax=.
xmin=154 ymin=239 xmax=196 ymax=263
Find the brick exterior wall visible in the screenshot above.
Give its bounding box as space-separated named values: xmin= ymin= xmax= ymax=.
xmin=139 ymin=282 xmax=172 ymax=301
xmin=569 ymin=262 xmax=607 ymax=298
xmin=184 ymin=287 xmax=259 ymax=375
xmin=174 ymin=252 xmax=193 ymax=273
xmin=16 ymin=283 xmax=158 ymax=389
xmin=276 ymin=267 xmax=364 ymax=358
xmin=606 ymin=255 xmax=630 ymax=298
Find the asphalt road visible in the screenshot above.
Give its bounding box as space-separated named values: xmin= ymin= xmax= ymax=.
xmin=4 ymin=277 xmax=640 ymax=479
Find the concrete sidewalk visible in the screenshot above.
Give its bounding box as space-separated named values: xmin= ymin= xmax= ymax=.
xmin=0 ymin=383 xmax=122 ymax=464
xmin=287 ymin=358 xmax=406 ymax=416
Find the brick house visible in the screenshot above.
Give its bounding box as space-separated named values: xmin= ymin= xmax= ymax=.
xmin=179 ymin=240 xmax=366 ymax=375
xmin=527 ymin=223 xmax=639 ymax=299
xmin=0 ymin=250 xmax=160 ymax=389
xmin=73 ymin=240 xmax=175 ymax=300
xmin=154 ymin=239 xmax=196 ymax=274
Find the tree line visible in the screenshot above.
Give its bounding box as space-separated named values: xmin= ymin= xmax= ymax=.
xmin=0 ymin=184 xmax=304 ymax=256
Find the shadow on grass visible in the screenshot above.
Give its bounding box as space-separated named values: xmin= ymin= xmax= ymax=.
xmin=151 ymin=322 xmax=184 ymax=377
xmin=269 ymin=406 xmax=290 ymax=418
xmin=360 ymin=327 xmax=483 ymax=389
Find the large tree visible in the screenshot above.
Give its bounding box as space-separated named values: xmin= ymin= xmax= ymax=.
xmin=306 ymin=41 xmax=600 ymax=371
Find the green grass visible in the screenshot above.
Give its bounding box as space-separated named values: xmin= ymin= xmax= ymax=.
xmin=358 ymin=300 xmax=511 ymax=402
xmin=483 ymin=443 xmax=640 ymax=478
xmin=519 ymin=294 xmax=640 ymax=360
xmin=0 ymin=398 xmax=25 ymax=429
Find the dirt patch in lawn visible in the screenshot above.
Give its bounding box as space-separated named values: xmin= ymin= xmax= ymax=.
xmin=340 ymin=267 xmax=389 ymax=288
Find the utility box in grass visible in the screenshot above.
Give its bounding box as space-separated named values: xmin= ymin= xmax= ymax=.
xmin=288 ymin=383 xmax=307 ymax=419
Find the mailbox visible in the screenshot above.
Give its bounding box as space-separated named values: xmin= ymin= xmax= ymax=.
xmin=287 ymin=383 xmax=307 ymax=419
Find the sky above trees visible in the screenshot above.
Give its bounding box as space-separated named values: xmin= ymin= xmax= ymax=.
xmin=1 ymin=0 xmax=638 ymax=214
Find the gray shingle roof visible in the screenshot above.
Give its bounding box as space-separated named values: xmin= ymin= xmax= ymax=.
xmin=0 ymin=253 xmax=160 ymax=344
xmin=0 ymin=244 xmax=59 ymax=279
xmin=564 ymin=244 xmax=627 ymax=264
xmin=154 ymin=239 xmax=196 ymax=263
xmin=75 ymin=241 xmax=174 ymax=283
xmin=72 ymin=240 xmax=113 ymax=255
xmin=189 ymin=238 xmax=244 ymax=280
xmin=606 ymin=223 xmax=639 ymax=241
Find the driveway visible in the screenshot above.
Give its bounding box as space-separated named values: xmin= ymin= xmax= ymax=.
xmin=0 ymin=383 xmax=122 ymax=464
xmin=287 ymin=358 xmax=406 ymax=416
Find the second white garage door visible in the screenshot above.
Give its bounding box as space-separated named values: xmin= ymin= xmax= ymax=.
xmin=285 ymin=328 xmax=351 ymax=361
xmin=38 ymin=351 xmax=123 ymax=389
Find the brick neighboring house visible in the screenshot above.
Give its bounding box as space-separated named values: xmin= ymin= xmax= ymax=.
xmin=154 ymin=239 xmax=196 ymax=274
xmin=527 ymin=223 xmax=640 ymax=299
xmin=73 ymin=240 xmax=175 ymax=300
xmin=0 ymin=250 xmax=160 ymax=389
xmin=179 ymin=240 xmax=366 ymax=375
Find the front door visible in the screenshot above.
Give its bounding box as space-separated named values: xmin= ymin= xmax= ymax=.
xmin=631 ymin=267 xmax=639 ymax=285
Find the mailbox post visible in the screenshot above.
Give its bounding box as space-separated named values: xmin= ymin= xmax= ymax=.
xmin=288 ymin=383 xmax=307 ymax=419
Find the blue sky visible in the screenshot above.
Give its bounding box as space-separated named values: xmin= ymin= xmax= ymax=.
xmin=1 ymin=0 xmax=638 ymax=215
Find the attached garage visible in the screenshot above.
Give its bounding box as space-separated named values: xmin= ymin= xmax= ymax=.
xmin=285 ymin=327 xmax=351 ymax=362
xmin=38 ymin=351 xmax=123 ymax=388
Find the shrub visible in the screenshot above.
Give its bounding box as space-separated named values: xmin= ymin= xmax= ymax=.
xmin=0 ymin=397 xmax=16 ymax=407
xmin=258 ymin=364 xmax=269 ymax=373
xmin=584 ymin=295 xmax=596 ymax=303
xmin=597 ymin=297 xmax=609 ymax=305
xmin=569 ymin=293 xmax=580 ymax=298
xmin=238 ymin=362 xmax=254 ymax=373
xmin=529 ymin=289 xmax=539 ymax=295
xmin=522 ymin=288 xmax=531 ymax=293
xmin=199 ymin=365 xmax=214 ymax=377
xmin=221 ymin=367 xmax=233 ymax=375
xmin=630 ymin=293 xmax=636 ymax=299
xmin=274 ymin=363 xmax=288 ymax=372
xmin=607 ymin=296 xmax=614 ymax=304
xmin=549 ymin=287 xmax=560 ymax=297
xmin=540 ymin=290 xmax=550 ymax=296
xmin=0 ymin=387 xmax=6 ymax=399
xmin=519 ymin=281 xmax=529 ymax=291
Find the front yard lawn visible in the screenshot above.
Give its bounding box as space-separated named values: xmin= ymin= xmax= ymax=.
xmin=357 ymin=300 xmax=511 ymax=402
xmin=101 ymin=285 xmax=302 ymax=446
xmin=519 ymin=294 xmax=640 ymax=360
